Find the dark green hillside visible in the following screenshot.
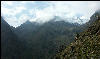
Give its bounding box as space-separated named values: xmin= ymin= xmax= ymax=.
xmin=13 ymin=19 xmax=85 ymax=59
xmin=1 ymin=17 xmax=23 ymax=59
xmin=54 ymin=11 xmax=100 ymax=59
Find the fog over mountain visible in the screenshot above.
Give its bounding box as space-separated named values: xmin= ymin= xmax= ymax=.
xmin=1 ymin=1 xmax=100 ymax=59
xmin=1 ymin=1 xmax=100 ymax=27
xmin=1 ymin=16 xmax=86 ymax=59
xmin=1 ymin=10 xmax=99 ymax=59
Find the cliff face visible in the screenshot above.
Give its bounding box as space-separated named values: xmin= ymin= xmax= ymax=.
xmin=54 ymin=11 xmax=100 ymax=59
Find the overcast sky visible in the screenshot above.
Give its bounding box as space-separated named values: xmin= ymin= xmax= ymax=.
xmin=1 ymin=1 xmax=100 ymax=27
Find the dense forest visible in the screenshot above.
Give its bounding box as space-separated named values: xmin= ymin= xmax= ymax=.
xmin=1 ymin=10 xmax=100 ymax=59
xmin=54 ymin=10 xmax=100 ymax=59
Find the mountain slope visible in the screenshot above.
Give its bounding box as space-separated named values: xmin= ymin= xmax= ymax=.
xmin=1 ymin=17 xmax=34 ymax=59
xmin=13 ymin=19 xmax=85 ymax=59
xmin=54 ymin=11 xmax=100 ymax=59
xmin=1 ymin=17 xmax=22 ymax=59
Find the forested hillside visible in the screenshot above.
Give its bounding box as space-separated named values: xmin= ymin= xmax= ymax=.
xmin=1 ymin=1 xmax=100 ymax=59
xmin=11 ymin=18 xmax=85 ymax=59
xmin=54 ymin=10 xmax=100 ymax=59
xmin=2 ymin=11 xmax=99 ymax=59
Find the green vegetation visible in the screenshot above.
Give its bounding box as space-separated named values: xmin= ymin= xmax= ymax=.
xmin=13 ymin=20 xmax=84 ymax=59
xmin=2 ymin=10 xmax=100 ymax=59
xmin=1 ymin=17 xmax=85 ymax=59
xmin=54 ymin=11 xmax=100 ymax=59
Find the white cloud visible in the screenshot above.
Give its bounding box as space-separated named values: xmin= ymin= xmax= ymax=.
xmin=1 ymin=1 xmax=100 ymax=27
xmin=5 ymin=14 xmax=30 ymax=27
xmin=30 ymin=1 xmax=100 ymax=23
xmin=14 ymin=6 xmax=26 ymax=14
xmin=18 ymin=14 xmax=30 ymax=24
xmin=5 ymin=17 xmax=18 ymax=27
xmin=1 ymin=1 xmax=13 ymax=6
xmin=1 ymin=6 xmax=26 ymax=16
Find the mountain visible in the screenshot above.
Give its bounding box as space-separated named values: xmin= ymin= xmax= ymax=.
xmin=88 ymin=10 xmax=100 ymax=25
xmin=1 ymin=17 xmax=38 ymax=59
xmin=1 ymin=17 xmax=23 ymax=59
xmin=12 ymin=20 xmax=39 ymax=39
xmin=54 ymin=11 xmax=100 ymax=59
xmin=12 ymin=18 xmax=86 ymax=59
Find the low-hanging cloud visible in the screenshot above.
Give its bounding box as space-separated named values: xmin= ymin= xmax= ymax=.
xmin=1 ymin=1 xmax=100 ymax=27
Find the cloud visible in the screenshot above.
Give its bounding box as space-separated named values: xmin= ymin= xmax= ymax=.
xmin=5 ymin=14 xmax=31 ymax=27
xmin=1 ymin=1 xmax=100 ymax=27
xmin=5 ymin=17 xmax=18 ymax=27
xmin=1 ymin=5 xmax=26 ymax=16
xmin=30 ymin=5 xmax=55 ymax=23
xmin=30 ymin=1 xmax=100 ymax=23
xmin=1 ymin=1 xmax=13 ymax=6
xmin=18 ymin=14 xmax=30 ymax=24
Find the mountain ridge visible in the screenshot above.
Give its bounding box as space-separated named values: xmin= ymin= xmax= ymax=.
xmin=54 ymin=10 xmax=100 ymax=59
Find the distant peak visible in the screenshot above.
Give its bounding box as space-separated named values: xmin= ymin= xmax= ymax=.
xmin=26 ymin=20 xmax=32 ymax=23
